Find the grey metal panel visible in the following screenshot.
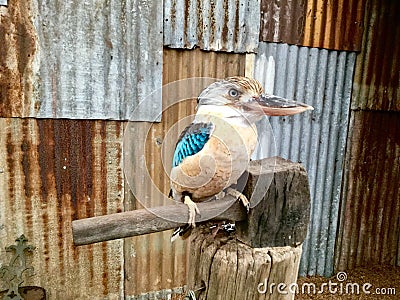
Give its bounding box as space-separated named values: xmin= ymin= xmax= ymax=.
xmin=32 ymin=0 xmax=162 ymax=121
xmin=253 ymin=42 xmax=356 ymax=276
xmin=163 ymin=0 xmax=260 ymax=53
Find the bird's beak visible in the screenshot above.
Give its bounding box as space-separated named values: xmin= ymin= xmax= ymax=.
xmin=248 ymin=94 xmax=314 ymax=116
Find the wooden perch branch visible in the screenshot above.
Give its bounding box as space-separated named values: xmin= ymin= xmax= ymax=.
xmin=72 ymin=157 xmax=310 ymax=249
xmin=72 ymin=195 xmax=247 ymax=246
xmin=72 ymin=156 xmax=312 ymax=300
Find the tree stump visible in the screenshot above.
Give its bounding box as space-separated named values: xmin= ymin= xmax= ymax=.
xmin=187 ymin=157 xmax=311 ymax=300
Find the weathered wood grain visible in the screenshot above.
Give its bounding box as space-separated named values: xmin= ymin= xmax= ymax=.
xmin=188 ymin=228 xmax=302 ymax=300
xmin=72 ymin=195 xmax=247 ymax=245
xmin=187 ymin=157 xmax=310 ymax=299
xmin=238 ymin=157 xmax=311 ymax=248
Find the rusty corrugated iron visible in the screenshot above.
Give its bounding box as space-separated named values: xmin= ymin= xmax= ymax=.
xmin=335 ymin=111 xmax=400 ymax=270
xmin=336 ymin=0 xmax=400 ymax=271
xmin=123 ymin=48 xmax=246 ymax=296
xmin=0 ymin=0 xmax=162 ymax=121
xmin=260 ymin=0 xmax=366 ymax=51
xmin=0 ymin=118 xmax=124 ymax=299
xmin=0 ymin=1 xmax=37 ymax=117
xmin=260 ymin=0 xmax=307 ymax=45
xmin=163 ymin=0 xmax=260 ymax=53
xmin=351 ymin=0 xmax=400 ymax=111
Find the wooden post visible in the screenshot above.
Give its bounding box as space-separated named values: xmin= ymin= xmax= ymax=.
xmin=187 ymin=157 xmax=311 ymax=300
xmin=72 ymin=157 xmax=311 ymax=299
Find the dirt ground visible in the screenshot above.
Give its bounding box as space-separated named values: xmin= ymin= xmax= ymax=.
xmin=172 ymin=264 xmax=399 ymax=299
xmin=296 ymin=264 xmax=399 ymax=299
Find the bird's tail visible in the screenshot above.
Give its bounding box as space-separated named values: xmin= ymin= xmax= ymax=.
xmin=170 ymin=225 xmax=193 ymax=242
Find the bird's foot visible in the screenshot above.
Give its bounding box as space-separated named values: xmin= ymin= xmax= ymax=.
xmin=226 ymin=188 xmax=250 ymax=212
xmin=214 ymin=191 xmax=226 ymax=201
xmin=184 ymin=195 xmax=200 ymax=227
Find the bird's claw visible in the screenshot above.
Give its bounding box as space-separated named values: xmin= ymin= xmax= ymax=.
xmin=214 ymin=191 xmax=226 ymax=201
xmin=184 ymin=195 xmax=200 ymax=227
xmin=226 ymin=188 xmax=250 ymax=212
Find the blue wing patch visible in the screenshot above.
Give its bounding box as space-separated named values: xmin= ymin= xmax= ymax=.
xmin=172 ymin=122 xmax=214 ymax=167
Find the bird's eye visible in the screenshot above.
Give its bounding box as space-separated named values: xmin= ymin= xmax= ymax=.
xmin=228 ymin=89 xmax=239 ymax=98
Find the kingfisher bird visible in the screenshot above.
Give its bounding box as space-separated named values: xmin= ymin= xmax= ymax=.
xmin=170 ymin=76 xmax=313 ymax=241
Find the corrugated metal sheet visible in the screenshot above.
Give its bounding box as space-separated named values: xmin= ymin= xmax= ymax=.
xmin=260 ymin=0 xmax=366 ymax=51
xmin=335 ymin=0 xmax=400 ymax=271
xmin=0 ymin=118 xmax=124 ymax=298
xmin=351 ymin=0 xmax=400 ymax=111
xmin=260 ymin=0 xmax=307 ymax=45
xmin=335 ymin=111 xmax=400 ymax=270
xmin=252 ymin=42 xmax=356 ymax=276
xmin=123 ymin=48 xmax=246 ymax=296
xmin=163 ymin=0 xmax=260 ymax=53
xmin=0 ymin=1 xmax=37 ymax=117
xmin=303 ymin=0 xmax=366 ymax=51
xmin=0 ymin=0 xmax=162 ymax=121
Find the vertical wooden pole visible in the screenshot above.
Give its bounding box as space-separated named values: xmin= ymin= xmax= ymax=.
xmin=187 ymin=157 xmax=311 ymax=300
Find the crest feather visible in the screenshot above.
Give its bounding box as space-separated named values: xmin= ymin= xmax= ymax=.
xmin=224 ymin=76 xmax=264 ymax=95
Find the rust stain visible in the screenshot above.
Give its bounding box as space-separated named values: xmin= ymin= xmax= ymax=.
xmin=260 ymin=0 xmax=366 ymax=51
xmin=99 ymin=121 xmax=108 ymax=216
xmin=21 ymin=120 xmax=32 ymax=199
xmin=42 ymin=211 xmax=50 ymax=270
xmin=352 ymin=0 xmax=400 ymax=111
xmin=5 ymin=127 xmax=15 ymax=218
xmin=21 ymin=119 xmax=34 ymax=236
xmin=0 ymin=118 xmax=124 ymax=298
xmin=165 ymin=0 xmax=259 ymax=52
xmin=337 ymin=3 xmax=400 ymax=272
xmin=336 ymin=111 xmax=400 ymax=270
xmin=38 ymin=120 xmax=120 ymax=220
xmin=303 ymin=0 xmax=365 ymax=51
xmin=221 ymin=0 xmax=229 ymax=49
xmin=0 ymin=1 xmax=36 ymax=117
xmin=37 ymin=120 xmax=55 ymax=203
xmin=260 ymin=0 xmax=306 ymax=45
xmin=102 ymin=242 xmax=109 ymax=296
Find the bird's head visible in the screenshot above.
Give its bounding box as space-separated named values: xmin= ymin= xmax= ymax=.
xmin=197 ymin=76 xmax=313 ymax=121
